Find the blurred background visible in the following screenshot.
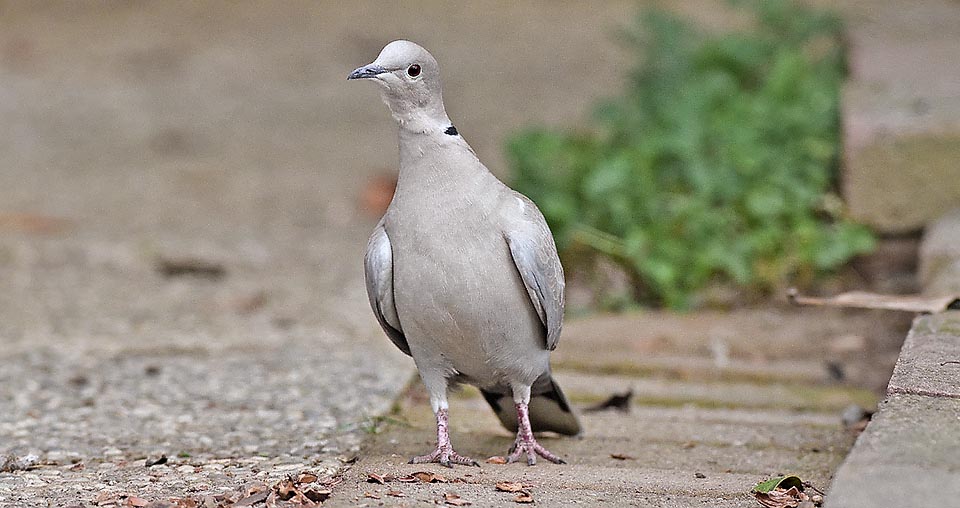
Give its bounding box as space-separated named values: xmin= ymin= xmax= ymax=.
xmin=1 ymin=0 xmax=958 ymax=505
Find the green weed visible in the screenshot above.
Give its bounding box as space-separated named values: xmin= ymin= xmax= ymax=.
xmin=508 ymin=0 xmax=874 ymax=309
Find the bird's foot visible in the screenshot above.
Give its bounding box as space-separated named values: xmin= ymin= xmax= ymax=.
xmin=409 ymin=445 xmax=479 ymax=468
xmin=409 ymin=408 xmax=479 ymax=467
xmin=504 ymin=434 xmax=566 ymax=466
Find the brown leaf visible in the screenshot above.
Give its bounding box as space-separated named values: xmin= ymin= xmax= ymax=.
xmin=366 ymin=472 xmax=386 ymax=484
xmin=69 ymin=462 xmax=86 ymax=471
xmin=514 ymin=492 xmax=535 ymax=504
xmin=275 ymin=479 xmax=297 ymax=500
xmin=788 ymin=289 xmax=960 ymax=313
xmin=413 ymin=471 xmax=448 ymax=483
xmin=386 ymin=490 xmax=405 ymax=497
xmin=495 ymin=482 xmax=525 ymax=493
xmin=170 ymin=498 xmax=199 ymax=508
xmin=363 ymin=492 xmax=381 ymax=499
xmin=485 ymin=456 xmax=508 ymax=464
xmin=610 ymin=453 xmax=635 ymax=460
xmin=396 ymin=475 xmax=418 ymax=482
xmin=754 ymin=486 xmax=809 ymax=508
xmin=320 ymin=475 xmax=345 ymax=488
xmin=303 ymin=488 xmax=331 ymax=503
xmin=444 ymin=492 xmax=472 ymax=506
xmin=297 ymin=472 xmax=318 ymax=484
xmin=125 ymin=497 xmax=149 ymax=507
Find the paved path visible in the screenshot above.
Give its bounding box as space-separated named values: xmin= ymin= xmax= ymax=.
xmin=325 ymin=309 xmax=905 ymax=507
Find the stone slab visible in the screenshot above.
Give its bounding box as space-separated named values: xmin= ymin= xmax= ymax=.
xmin=887 ymin=312 xmax=960 ymax=399
xmin=825 ymin=394 xmax=960 ymax=508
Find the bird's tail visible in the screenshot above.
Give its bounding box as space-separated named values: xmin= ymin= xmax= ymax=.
xmin=481 ymin=375 xmax=582 ymax=436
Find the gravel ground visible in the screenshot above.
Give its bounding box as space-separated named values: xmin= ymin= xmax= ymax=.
xmin=0 ymin=230 xmax=411 ymax=506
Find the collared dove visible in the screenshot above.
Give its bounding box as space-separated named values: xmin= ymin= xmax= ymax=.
xmin=349 ymin=40 xmax=580 ymax=467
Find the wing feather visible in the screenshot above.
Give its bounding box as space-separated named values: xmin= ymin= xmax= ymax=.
xmin=364 ymin=223 xmax=410 ymax=356
xmin=504 ymin=194 xmax=565 ymax=351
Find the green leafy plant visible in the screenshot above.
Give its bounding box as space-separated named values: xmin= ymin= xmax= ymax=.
xmin=508 ymin=0 xmax=874 ymax=309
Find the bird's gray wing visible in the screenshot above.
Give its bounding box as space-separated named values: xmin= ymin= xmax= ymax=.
xmin=503 ymin=193 xmax=565 ymax=351
xmin=364 ymin=222 xmax=411 ymax=356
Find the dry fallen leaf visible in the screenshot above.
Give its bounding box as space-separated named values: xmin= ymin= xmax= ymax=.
xmin=387 ymin=490 xmax=405 ymax=498
xmin=610 ymin=453 xmax=635 ymax=460
xmin=321 ymin=475 xmax=346 ymax=488
xmin=495 ymin=482 xmax=525 ymax=493
xmin=367 ymin=472 xmax=386 ymax=484
xmin=485 ymin=456 xmax=508 ymax=464
xmin=754 ymin=486 xmax=810 ymax=508
xmin=124 ymin=497 xmax=149 ymax=507
xmin=276 ymin=479 xmax=297 ymax=500
xmin=298 ymin=472 xmax=318 ymax=484
xmin=413 ymin=471 xmax=448 ymax=483
xmin=753 ymin=476 xmax=814 ymax=508
xmin=514 ymin=492 xmax=535 ymax=504
xmin=444 ymin=492 xmax=472 ymax=506
xmin=303 ymin=488 xmax=331 ymax=503
xmin=788 ymin=288 xmax=960 ymax=313
xmin=363 ymin=491 xmax=381 ymax=499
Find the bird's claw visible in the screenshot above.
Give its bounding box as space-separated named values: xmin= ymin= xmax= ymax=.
xmin=505 ymin=436 xmax=566 ymax=466
xmin=409 ymin=446 xmax=479 ymax=468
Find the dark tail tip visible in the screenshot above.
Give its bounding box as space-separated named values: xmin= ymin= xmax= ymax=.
xmin=481 ymin=376 xmax=582 ymax=436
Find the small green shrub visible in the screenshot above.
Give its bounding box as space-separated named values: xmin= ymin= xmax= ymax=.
xmin=508 ymin=0 xmax=874 ymax=309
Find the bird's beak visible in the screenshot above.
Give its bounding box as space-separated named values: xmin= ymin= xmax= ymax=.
xmin=347 ymin=63 xmax=387 ymax=80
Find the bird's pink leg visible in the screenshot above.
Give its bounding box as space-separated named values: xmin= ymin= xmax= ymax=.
xmin=409 ymin=409 xmax=479 ymax=468
xmin=505 ymin=402 xmax=566 ymax=465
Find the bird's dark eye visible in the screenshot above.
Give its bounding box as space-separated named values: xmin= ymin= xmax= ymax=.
xmin=407 ymin=64 xmax=421 ymax=77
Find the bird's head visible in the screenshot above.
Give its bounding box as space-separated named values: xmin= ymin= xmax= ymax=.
xmin=348 ymin=40 xmax=448 ymax=130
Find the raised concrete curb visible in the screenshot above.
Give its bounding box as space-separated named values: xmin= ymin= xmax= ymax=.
xmin=825 ymin=313 xmax=960 ymax=508
xmin=826 ymin=207 xmax=960 ymax=507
